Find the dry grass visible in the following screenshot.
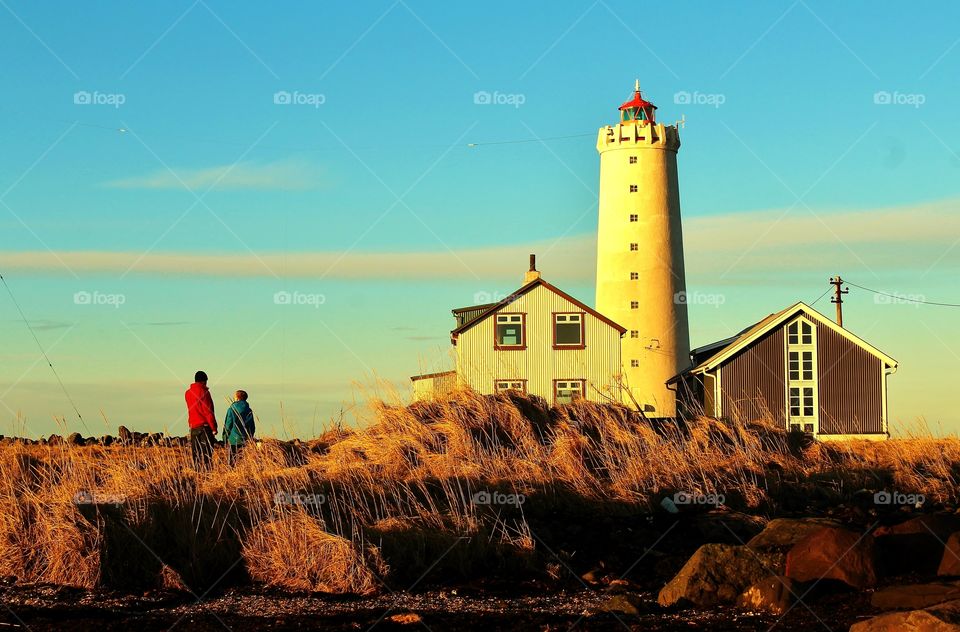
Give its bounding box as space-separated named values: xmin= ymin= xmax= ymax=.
xmin=0 ymin=388 xmax=955 ymax=593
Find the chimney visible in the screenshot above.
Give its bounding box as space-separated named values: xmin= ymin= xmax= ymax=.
xmin=524 ymin=253 xmax=541 ymax=284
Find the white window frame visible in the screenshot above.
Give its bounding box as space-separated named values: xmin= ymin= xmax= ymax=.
xmin=494 ymin=313 xmax=525 ymax=349
xmin=494 ymin=379 xmax=526 ymax=393
xmin=785 ymin=316 xmax=818 ymax=434
xmin=553 ymin=312 xmax=584 ymax=348
xmin=554 ymin=379 xmax=585 ymax=405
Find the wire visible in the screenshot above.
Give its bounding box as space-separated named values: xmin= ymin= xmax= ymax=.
xmin=0 ymin=272 xmax=90 ymax=434
xmin=810 ymin=286 xmax=832 ymax=307
xmin=847 ymin=280 xmax=960 ymax=308
xmin=467 ymin=132 xmax=595 ymax=147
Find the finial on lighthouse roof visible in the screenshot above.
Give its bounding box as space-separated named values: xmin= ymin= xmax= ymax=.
xmin=619 ymin=80 xmax=657 ymax=123
xmin=634 ymin=78 xmax=640 ymax=92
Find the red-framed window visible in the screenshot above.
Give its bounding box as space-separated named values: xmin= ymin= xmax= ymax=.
xmin=494 ymin=313 xmax=526 ymax=350
xmin=552 ymin=312 xmax=585 ymax=349
xmin=554 ymin=379 xmax=586 ymax=405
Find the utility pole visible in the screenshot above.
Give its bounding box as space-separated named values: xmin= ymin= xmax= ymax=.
xmin=830 ymin=276 xmax=849 ymax=327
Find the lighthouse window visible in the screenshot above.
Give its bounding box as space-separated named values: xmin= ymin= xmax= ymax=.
xmin=553 ymin=313 xmax=584 ymax=347
xmin=630 ymin=301 xmax=639 ymax=309
xmin=630 ymin=272 xmax=639 ymax=280
xmin=629 ymin=156 xmax=637 ymax=164
xmin=495 ymin=314 xmax=525 ymax=349
xmin=630 ymin=243 xmax=638 ymax=251
xmin=629 ymin=184 xmax=638 ymax=192
xmin=630 ymin=330 xmax=638 ymax=338
xmin=630 ymin=359 xmax=639 ymax=368
xmin=629 ymin=214 xmax=638 ymax=222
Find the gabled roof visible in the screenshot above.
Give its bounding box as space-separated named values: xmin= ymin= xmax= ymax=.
xmin=683 ymin=302 xmax=898 ymax=375
xmin=450 ymin=277 xmax=626 ymax=337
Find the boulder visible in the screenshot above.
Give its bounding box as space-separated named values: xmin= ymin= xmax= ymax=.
xmin=118 ymin=426 xmax=132 ymax=446
xmin=47 ymin=434 xmax=63 ymax=445
xmin=100 ymin=435 xmax=114 ymax=447
xmin=599 ymin=593 xmax=646 ymax=616
xmin=785 ymin=526 xmax=877 ymax=589
xmin=876 ymin=514 xmax=960 ymax=577
xmin=736 ymin=575 xmax=799 ymax=615
xmin=850 ymin=598 xmax=960 ymax=631
xmin=939 ymin=533 xmax=960 ymax=577
xmin=657 ymin=543 xmax=776 ymax=608
xmin=872 ymin=582 xmax=960 ymax=610
xmin=66 ymin=432 xmax=84 ymax=446
xmin=748 ymin=518 xmax=842 ymax=552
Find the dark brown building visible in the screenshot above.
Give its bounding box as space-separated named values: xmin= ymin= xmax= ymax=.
xmin=669 ymin=302 xmax=897 ymax=440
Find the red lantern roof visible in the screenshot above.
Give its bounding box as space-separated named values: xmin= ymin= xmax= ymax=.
xmin=619 ymin=88 xmax=657 ymax=112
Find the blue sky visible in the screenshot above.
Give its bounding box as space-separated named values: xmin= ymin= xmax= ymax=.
xmin=1 ymin=1 xmax=958 ymax=437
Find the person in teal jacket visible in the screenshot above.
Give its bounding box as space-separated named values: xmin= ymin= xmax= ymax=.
xmin=223 ymin=390 xmax=255 ymax=466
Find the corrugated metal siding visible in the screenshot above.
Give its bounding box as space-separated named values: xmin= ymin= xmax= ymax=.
xmin=455 ymin=285 xmax=622 ymax=403
xmin=817 ymin=324 xmax=883 ymax=434
xmin=719 ymin=328 xmax=786 ymax=426
xmin=411 ymin=372 xmax=457 ymax=401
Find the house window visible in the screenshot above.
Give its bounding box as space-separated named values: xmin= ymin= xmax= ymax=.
xmin=554 ymin=380 xmax=585 ymax=404
xmin=629 ymin=214 xmax=638 ymax=222
xmin=495 ymin=380 xmax=526 ymax=393
xmin=630 ymin=330 xmax=638 ymax=338
xmin=630 ymin=272 xmax=639 ymax=280
xmin=630 ymin=301 xmax=639 ymax=309
xmin=630 ymin=243 xmax=639 ymax=251
xmin=629 ymin=184 xmax=638 ymax=192
xmin=630 ymin=359 xmax=639 ymax=368
xmin=553 ymin=313 xmax=584 ymax=348
xmin=786 ymin=317 xmax=818 ymax=433
xmin=495 ymin=314 xmax=525 ymax=349
xmin=629 ymin=156 xmax=637 ymax=164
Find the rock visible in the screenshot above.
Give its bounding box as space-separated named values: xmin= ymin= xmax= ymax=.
xmin=872 ymin=582 xmax=960 ymax=610
xmin=748 ymin=518 xmax=842 ymax=552
xmin=386 ymin=613 xmax=423 ymax=625
xmin=47 ymin=434 xmax=63 ymax=445
xmin=876 ymin=514 xmax=960 ymax=577
xmin=850 ymin=598 xmax=960 ymax=631
xmin=118 ymin=426 xmax=132 ymax=445
xmin=100 ymin=435 xmax=114 ymax=447
xmin=600 ymin=593 xmax=646 ymax=616
xmin=736 ymin=575 xmax=799 ymax=615
xmin=939 ymin=533 xmax=960 ymax=577
xmin=657 ymin=543 xmax=776 ymax=608
xmin=785 ymin=526 xmax=877 ymax=589
xmin=66 ymin=432 xmax=84 ymax=446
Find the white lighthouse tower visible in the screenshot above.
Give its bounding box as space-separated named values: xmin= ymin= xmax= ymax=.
xmin=595 ymin=81 xmax=690 ymax=417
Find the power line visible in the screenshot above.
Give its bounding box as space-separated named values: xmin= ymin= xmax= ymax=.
xmin=0 ymin=272 xmax=90 ymax=434
xmin=810 ymin=286 xmax=832 ymax=307
xmin=847 ymin=280 xmax=960 ymax=308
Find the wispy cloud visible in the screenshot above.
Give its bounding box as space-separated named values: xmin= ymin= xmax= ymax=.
xmin=2 ymin=199 xmax=957 ymax=283
xmin=103 ymin=160 xmax=324 ymax=191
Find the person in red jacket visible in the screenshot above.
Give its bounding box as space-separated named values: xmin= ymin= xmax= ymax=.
xmin=185 ymin=370 xmax=217 ymax=470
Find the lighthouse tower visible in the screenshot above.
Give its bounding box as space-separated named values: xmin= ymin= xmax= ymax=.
xmin=595 ymin=81 xmax=690 ymax=417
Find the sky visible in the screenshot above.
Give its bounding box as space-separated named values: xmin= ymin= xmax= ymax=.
xmin=0 ymin=1 xmax=958 ymax=438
